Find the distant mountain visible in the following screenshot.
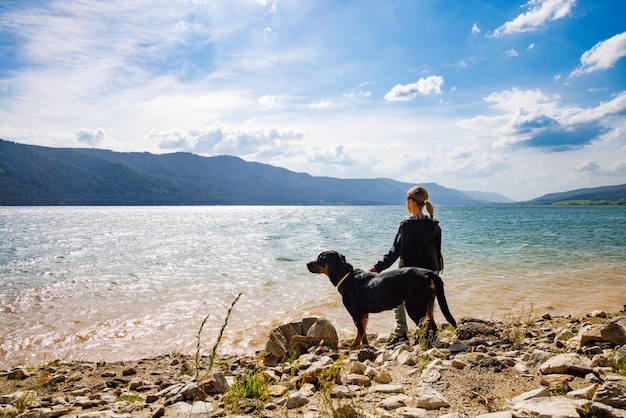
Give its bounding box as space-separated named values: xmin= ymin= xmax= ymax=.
xmin=0 ymin=139 xmax=510 ymax=206
xmin=529 ymin=184 xmax=626 ymax=204
xmin=460 ymin=190 xmax=515 ymax=204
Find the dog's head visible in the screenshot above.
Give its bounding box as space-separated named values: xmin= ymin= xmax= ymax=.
xmin=307 ymin=250 xmax=353 ymax=284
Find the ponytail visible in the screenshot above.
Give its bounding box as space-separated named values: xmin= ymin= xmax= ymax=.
xmin=425 ymin=201 xmax=435 ymax=220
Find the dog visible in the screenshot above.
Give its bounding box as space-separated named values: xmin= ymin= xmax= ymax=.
xmin=307 ymin=250 xmax=456 ymax=349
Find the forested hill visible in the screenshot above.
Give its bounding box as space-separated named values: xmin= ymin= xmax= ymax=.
xmin=1 ymin=139 xmax=512 ymax=206
xmin=530 ymin=184 xmax=626 ymax=205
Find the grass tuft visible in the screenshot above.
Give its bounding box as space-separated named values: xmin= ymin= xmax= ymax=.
xmin=195 ymin=291 xmax=243 ymax=381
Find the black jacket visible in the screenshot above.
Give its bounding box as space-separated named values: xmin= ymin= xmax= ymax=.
xmin=374 ymin=216 xmax=443 ymax=272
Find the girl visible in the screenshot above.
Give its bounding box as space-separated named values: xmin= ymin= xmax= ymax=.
xmin=369 ymin=186 xmax=443 ymax=346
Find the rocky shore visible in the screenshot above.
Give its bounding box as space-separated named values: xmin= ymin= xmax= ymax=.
xmin=1 ymin=310 xmax=625 ymax=418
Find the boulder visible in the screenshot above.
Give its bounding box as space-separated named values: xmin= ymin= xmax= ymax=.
xmin=306 ymin=318 xmax=339 ymax=349
xmin=601 ymin=316 xmax=626 ymax=345
xmin=414 ymin=384 xmax=450 ymax=409
xmin=592 ymin=381 xmax=626 ymax=409
xmin=510 ymin=396 xmax=582 ymax=418
xmin=539 ymin=353 xmax=594 ymax=377
xmin=579 ymin=324 xmax=606 ymax=346
xmin=264 ymin=318 xmax=338 ymax=363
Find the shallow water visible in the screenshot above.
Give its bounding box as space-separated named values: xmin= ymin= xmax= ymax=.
xmin=1 ymin=205 xmax=624 ymax=367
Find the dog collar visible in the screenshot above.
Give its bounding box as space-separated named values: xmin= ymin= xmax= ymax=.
xmin=336 ymin=272 xmax=350 ymax=289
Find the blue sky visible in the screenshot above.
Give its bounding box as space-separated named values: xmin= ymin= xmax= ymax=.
xmin=1 ymin=0 xmax=625 ymax=201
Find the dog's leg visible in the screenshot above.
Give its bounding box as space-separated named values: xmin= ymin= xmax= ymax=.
xmin=361 ymin=314 xmax=369 ymax=346
xmin=406 ymin=292 xmax=437 ymax=347
xmin=351 ymin=313 xmax=368 ymax=349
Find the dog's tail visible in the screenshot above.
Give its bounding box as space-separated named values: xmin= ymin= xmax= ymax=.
xmin=428 ymin=271 xmax=457 ymax=328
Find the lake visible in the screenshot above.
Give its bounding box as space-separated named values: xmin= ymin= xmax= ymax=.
xmin=1 ymin=205 xmax=624 ymax=367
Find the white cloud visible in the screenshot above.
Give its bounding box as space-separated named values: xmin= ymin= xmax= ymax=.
xmin=307 ymin=145 xmax=359 ymax=165
xmin=310 ymin=101 xmax=334 ymax=109
xmin=490 ymin=0 xmax=575 ymax=38
xmin=570 ymin=32 xmax=626 ymax=77
xmin=506 ymin=49 xmax=519 ymax=57
xmin=471 ymin=23 xmax=481 ymax=34
xmin=474 ymin=88 xmax=626 ymax=151
xmin=384 ymin=76 xmax=444 ymax=102
xmin=77 ymin=128 xmax=105 ymax=146
xmin=153 ymin=122 xmax=306 ymax=159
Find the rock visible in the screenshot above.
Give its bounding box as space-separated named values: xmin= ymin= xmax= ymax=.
xmin=340 ymin=373 xmax=371 ymax=386
xmin=265 ymin=321 xmax=304 ymax=362
xmin=276 ymin=392 xmax=309 ymax=409
xmin=0 ymin=390 xmax=37 ymax=405
xmin=456 ymin=318 xmax=499 ymax=340
xmin=615 ymin=346 xmax=626 ymax=369
xmin=306 ymin=318 xmax=339 ymax=349
xmin=198 ymin=371 xmax=229 ymax=394
xmin=357 ymin=346 xmax=378 ymax=362
xmin=369 ymin=384 xmax=404 ymax=394
xmin=374 ymin=370 xmax=393 ymax=384
xmin=299 ymin=356 xmax=335 ymax=384
xmin=576 ymin=401 xmax=626 ymax=418
xmin=77 ymin=411 xmax=131 ymax=417
xmin=539 ymin=353 xmax=594 ymax=377
xmin=268 ymin=384 xmax=289 ymax=397
xmin=6 ymin=368 xmax=30 ymax=380
xmin=397 ymin=350 xmax=417 ymax=366
xmin=414 ymin=384 xmax=450 ymax=409
xmin=420 ymin=368 xmax=441 ymax=384
xmin=396 ymin=406 xmax=427 ymax=417
xmin=510 ymin=387 xmax=551 ymax=403
xmin=264 ymin=317 xmax=337 ymax=362
xmin=378 ymin=394 xmax=409 ymax=409
xmin=449 ymin=342 xmax=470 ymax=354
xmin=475 ymin=412 xmax=512 ymax=418
xmin=331 ymin=385 xmax=353 ymax=398
xmin=514 ymin=363 xmax=530 ymax=374
xmin=601 ymin=316 xmax=626 ymax=345
xmin=527 ymin=349 xmax=552 ymax=367
xmin=592 ymin=381 xmax=626 ymax=408
xmin=122 ymin=366 xmax=137 ymax=376
xmin=567 ymin=383 xmax=598 ymax=400
xmin=510 ymin=395 xmax=582 ymax=418
xmin=179 ymin=383 xmax=207 ymax=401
xmin=580 ymin=324 xmax=606 ymax=346
xmin=289 ymin=335 xmax=323 ymax=356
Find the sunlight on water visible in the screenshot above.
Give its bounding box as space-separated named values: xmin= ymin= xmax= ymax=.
xmin=1 ymin=205 xmax=625 ymax=367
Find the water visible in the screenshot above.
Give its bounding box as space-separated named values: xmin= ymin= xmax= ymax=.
xmin=1 ymin=205 xmax=624 ymax=367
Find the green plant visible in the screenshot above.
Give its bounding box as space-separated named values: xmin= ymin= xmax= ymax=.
xmin=195 ymin=291 xmax=243 ymax=380
xmin=415 ymin=317 xmax=437 ymax=352
xmin=317 ymin=355 xmax=364 ymax=418
xmin=117 ymin=394 xmax=143 ymax=403
xmin=225 ymin=367 xmax=270 ymax=409
xmin=13 ymin=390 xmax=36 ymax=414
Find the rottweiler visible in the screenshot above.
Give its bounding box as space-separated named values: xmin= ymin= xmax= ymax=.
xmin=307 ymin=250 xmax=456 ymax=349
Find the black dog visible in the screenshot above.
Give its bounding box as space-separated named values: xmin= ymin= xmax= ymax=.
xmin=307 ymin=250 xmax=456 ymax=349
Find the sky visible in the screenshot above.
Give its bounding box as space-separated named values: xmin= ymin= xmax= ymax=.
xmin=1 ymin=0 xmax=625 ymax=201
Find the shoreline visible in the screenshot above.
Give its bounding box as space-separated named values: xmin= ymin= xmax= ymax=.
xmin=2 ymin=309 xmax=625 ymax=417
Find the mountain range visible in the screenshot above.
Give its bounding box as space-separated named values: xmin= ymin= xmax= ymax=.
xmin=1 ymin=139 xmax=624 ymax=206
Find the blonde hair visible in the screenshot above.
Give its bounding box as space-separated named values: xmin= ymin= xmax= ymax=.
xmin=406 ymin=186 xmax=435 ymax=219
